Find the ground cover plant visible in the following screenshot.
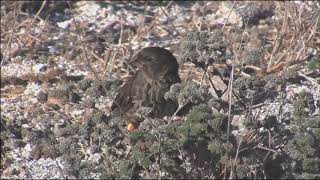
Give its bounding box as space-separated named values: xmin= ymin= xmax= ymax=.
xmin=1 ymin=1 xmax=319 ymax=179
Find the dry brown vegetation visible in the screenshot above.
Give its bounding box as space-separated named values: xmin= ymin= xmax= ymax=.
xmin=1 ymin=1 xmax=319 ymax=179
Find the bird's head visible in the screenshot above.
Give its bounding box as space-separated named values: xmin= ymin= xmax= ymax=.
xmin=129 ymin=47 xmax=179 ymax=80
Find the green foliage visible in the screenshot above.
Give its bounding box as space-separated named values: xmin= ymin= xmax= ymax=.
xmin=285 ymin=139 xmax=305 ymax=160
xmin=132 ymin=151 xmax=152 ymax=169
xmin=294 ymin=132 xmax=317 ymax=157
xmin=99 ymin=166 xmax=115 ymax=179
xmin=123 ymin=101 xmax=235 ymax=178
xmin=178 ymin=82 xmax=207 ymax=105
xmin=180 ymin=30 xmax=227 ymax=68
xmin=165 ymin=82 xmax=216 ymax=127
xmin=207 ymin=139 xmax=224 ymax=156
xmin=313 ymin=127 xmax=320 ymax=143
xmin=186 ymin=104 xmax=210 ymax=123
xmin=293 ymin=90 xmax=315 ymax=119
xmin=160 ymin=139 xmax=183 ymax=155
xmin=302 ymin=158 xmax=320 ymax=174
xmin=90 ymin=112 xmax=107 ymax=124
xmin=242 ymin=48 xmax=263 ymax=66
xmin=285 ymin=131 xmax=318 ymax=162
xmin=48 ymin=88 xmax=68 ymax=101
xmin=307 ymin=55 xmax=320 ymax=70
xmin=119 ymin=160 xmax=135 ymax=179
xmin=310 ymin=117 xmax=320 ymax=128
xmin=296 ymin=173 xmax=320 ymax=179
xmin=243 ymin=116 xmax=261 ymax=129
xmin=209 ymin=113 xmax=229 ymax=134
xmin=264 ymin=66 xmax=299 ymax=90
xmin=178 ymin=104 xmax=210 ymax=141
xmin=85 ymin=78 xmax=121 ymax=97
xmin=235 ymin=164 xmax=250 ymax=179
xmin=129 ymin=130 xmax=146 ymax=141
xmin=164 ymin=83 xmax=182 ymax=102
xmin=77 ymin=79 xmax=92 ymax=91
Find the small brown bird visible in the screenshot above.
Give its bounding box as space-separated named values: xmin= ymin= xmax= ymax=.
xmin=111 ymin=47 xmax=181 ymax=126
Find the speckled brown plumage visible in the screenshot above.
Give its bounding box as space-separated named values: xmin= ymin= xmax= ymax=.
xmin=111 ymin=47 xmax=181 ymax=124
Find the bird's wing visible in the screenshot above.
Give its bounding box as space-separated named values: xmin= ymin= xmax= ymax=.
xmin=111 ymin=70 xmax=144 ymax=113
xmin=111 ymin=79 xmax=133 ymax=113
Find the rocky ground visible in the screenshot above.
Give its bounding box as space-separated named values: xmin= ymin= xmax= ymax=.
xmin=1 ymin=1 xmax=320 ymax=179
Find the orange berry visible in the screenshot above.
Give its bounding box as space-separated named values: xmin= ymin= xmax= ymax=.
xmin=128 ymin=123 xmax=136 ymax=132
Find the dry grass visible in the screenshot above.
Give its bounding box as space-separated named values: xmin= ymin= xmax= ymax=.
xmin=1 ymin=1 xmax=319 ymax=179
